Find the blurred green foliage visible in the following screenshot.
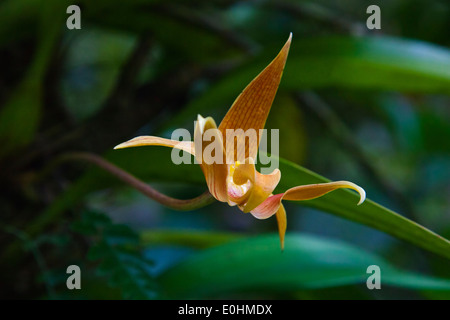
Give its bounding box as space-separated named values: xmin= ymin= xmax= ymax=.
xmin=0 ymin=0 xmax=449 ymax=299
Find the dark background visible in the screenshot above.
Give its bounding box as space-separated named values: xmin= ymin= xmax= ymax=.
xmin=0 ymin=0 xmax=449 ymax=299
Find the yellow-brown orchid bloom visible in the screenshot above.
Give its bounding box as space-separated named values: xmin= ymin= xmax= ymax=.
xmin=114 ymin=34 xmax=365 ymax=249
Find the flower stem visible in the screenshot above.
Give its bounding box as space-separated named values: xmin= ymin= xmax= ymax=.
xmin=46 ymin=152 xmax=215 ymax=211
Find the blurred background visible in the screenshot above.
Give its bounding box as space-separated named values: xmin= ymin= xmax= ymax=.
xmin=0 ymin=0 xmax=449 ymax=299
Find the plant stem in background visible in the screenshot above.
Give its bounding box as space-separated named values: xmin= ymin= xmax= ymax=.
xmin=46 ymin=152 xmax=215 ymax=211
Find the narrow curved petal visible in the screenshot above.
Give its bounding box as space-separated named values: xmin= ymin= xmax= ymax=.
xmin=194 ymin=115 xmax=229 ymax=202
xmin=250 ymin=193 xmax=283 ymax=219
xmin=276 ymin=204 xmax=287 ymax=251
xmin=114 ymin=136 xmax=194 ymax=155
xmin=283 ymin=181 xmax=366 ymax=204
xmin=218 ymin=33 xmax=292 ymax=162
xmin=251 ymin=180 xmax=366 ymax=219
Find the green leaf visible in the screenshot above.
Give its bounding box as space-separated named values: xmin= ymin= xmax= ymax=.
xmin=273 ymin=157 xmax=450 ymax=260
xmin=165 ymin=36 xmax=450 ymax=130
xmin=28 ymin=148 xmax=450 ymax=261
xmin=285 ymin=36 xmax=450 ymax=92
xmin=158 ymin=233 xmax=450 ymax=299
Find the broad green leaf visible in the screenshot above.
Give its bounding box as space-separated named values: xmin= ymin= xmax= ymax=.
xmin=26 ymin=148 xmax=450 ymax=261
xmin=165 ymin=36 xmax=450 ymax=130
xmin=285 ymin=36 xmax=450 ymax=92
xmin=158 ymin=233 xmax=450 ymax=299
xmin=273 ymin=157 xmax=450 ymax=260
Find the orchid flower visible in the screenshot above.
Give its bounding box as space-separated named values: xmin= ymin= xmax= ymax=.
xmin=114 ymin=34 xmax=365 ymax=249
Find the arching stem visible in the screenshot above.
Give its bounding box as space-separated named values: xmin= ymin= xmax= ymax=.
xmin=44 ymin=152 xmax=215 ymax=211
